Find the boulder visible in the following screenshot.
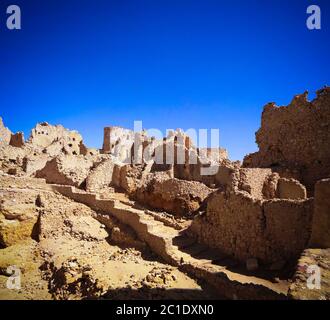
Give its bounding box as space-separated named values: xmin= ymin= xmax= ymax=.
xmin=136 ymin=174 xmax=212 ymax=217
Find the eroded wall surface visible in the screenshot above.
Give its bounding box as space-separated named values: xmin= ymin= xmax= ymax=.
xmin=189 ymin=190 xmax=313 ymax=264
xmin=0 ymin=117 xmax=12 ymax=146
xmin=243 ymin=87 xmax=330 ymax=192
xmin=310 ymin=178 xmax=330 ymax=248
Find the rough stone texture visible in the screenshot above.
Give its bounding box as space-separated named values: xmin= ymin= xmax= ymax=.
xmin=29 ymin=122 xmax=83 ymax=156
xmin=9 ymin=132 xmax=25 ymax=148
xmin=276 ymin=178 xmax=307 ymax=200
xmin=0 ymin=145 xmax=26 ymax=175
xmin=36 ymin=155 xmax=93 ymax=187
xmin=112 ymin=163 xmax=124 ymax=188
xmin=119 ymin=164 xmax=143 ymax=194
xmin=86 ymin=155 xmax=120 ymax=192
xmin=0 ymin=193 xmax=39 ymax=247
xmin=173 ymin=146 xmax=237 ymax=188
xmin=214 ymin=160 xmax=241 ymax=189
xmin=190 ymin=191 xmax=268 ymax=262
xmin=101 ymin=127 xmax=228 ymax=188
xmin=239 ymin=168 xmax=273 ymax=199
xmin=189 ymin=190 xmax=313 ymax=264
xmin=1 ymin=87 xmax=330 ymax=300
xmin=310 ymin=179 xmax=330 ymax=248
xmin=243 ymin=87 xmax=330 ymax=193
xmin=95 ymin=214 xmax=146 ymax=250
xmin=0 ymin=118 xmax=12 ymax=147
xmin=289 ymin=248 xmax=330 ymax=300
xmin=263 ymin=199 xmax=313 ymax=261
xmin=86 ymin=158 xmax=116 ymax=192
xmin=262 ymin=173 xmax=280 ymax=199
xmin=0 ymin=175 xmax=205 ymax=300
xmin=22 ymin=154 xmax=50 ymax=175
xmin=51 ymin=183 xmax=290 ymax=300
xmin=0 ymin=119 xmax=93 ymax=177
xmin=136 ymin=175 xmax=212 ymax=217
xmin=0 ymin=217 xmax=38 ymax=247
xmin=79 ymin=143 xmax=99 ymax=157
xmin=0 ymin=239 xmax=51 ymax=300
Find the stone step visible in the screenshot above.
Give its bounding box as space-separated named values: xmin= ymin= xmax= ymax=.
xmin=51 ymin=185 xmax=290 ymax=300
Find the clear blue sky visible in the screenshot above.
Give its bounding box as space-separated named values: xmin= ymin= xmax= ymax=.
xmin=1 ymin=0 xmax=329 ymax=160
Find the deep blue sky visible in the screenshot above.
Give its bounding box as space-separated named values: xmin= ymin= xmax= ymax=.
xmin=1 ymin=0 xmax=329 ymax=160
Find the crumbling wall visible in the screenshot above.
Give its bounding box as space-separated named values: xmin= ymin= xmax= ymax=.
xmin=79 ymin=143 xmax=99 ymax=157
xmin=0 ymin=117 xmax=12 ymax=147
xmin=102 ymin=126 xmax=229 ymax=188
xmin=243 ymin=87 xmax=330 ymax=193
xmin=119 ymin=164 xmax=143 ymax=194
xmin=23 ymin=154 xmax=50 ymax=175
xmin=276 ymin=178 xmax=307 ymax=200
xmin=9 ymin=132 xmax=25 ymax=148
xmin=310 ymin=178 xmax=330 ymax=248
xmin=190 ymin=191 xmax=269 ymax=261
xmin=198 ymin=147 xmax=228 ymax=162
xmin=36 ymin=155 xmax=94 ymax=187
xmin=86 ymin=158 xmax=115 ymax=193
xmin=29 ymin=122 xmax=83 ymax=156
xmin=238 ymin=168 xmax=273 ymax=199
xmin=0 ymin=119 xmax=96 ymax=176
xmin=173 ymin=147 xmax=234 ymax=187
xmin=263 ymin=199 xmax=313 ymax=261
xmin=189 ymin=190 xmax=314 ymax=264
xmin=102 ymin=126 xmax=135 ymax=159
xmin=0 ymin=145 xmax=26 ymax=175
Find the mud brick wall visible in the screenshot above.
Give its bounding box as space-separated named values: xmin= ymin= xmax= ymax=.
xmin=190 ymin=190 xmax=313 ymax=264
xmin=310 ymin=178 xmax=330 ymax=248
xmin=243 ymin=88 xmax=330 ymax=193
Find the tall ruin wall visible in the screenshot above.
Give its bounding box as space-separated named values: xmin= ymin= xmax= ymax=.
xmin=243 ymin=87 xmax=330 ymax=193
xmin=0 ymin=117 xmax=12 ymax=146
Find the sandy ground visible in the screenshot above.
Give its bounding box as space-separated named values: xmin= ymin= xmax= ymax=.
xmin=0 ymin=175 xmax=212 ymax=300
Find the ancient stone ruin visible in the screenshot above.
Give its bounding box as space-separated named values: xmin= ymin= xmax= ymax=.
xmin=0 ymin=87 xmax=329 ymax=300
xmin=243 ymin=87 xmax=330 ymax=194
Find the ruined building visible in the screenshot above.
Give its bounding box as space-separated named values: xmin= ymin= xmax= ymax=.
xmin=243 ymin=87 xmax=330 ymax=193
xmin=0 ymin=87 xmax=329 ymax=300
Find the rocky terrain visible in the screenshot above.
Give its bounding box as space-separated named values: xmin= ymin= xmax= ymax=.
xmin=0 ymin=87 xmax=329 ymax=300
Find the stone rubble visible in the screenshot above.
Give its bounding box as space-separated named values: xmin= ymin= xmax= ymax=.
xmin=0 ymin=86 xmax=329 ymax=300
